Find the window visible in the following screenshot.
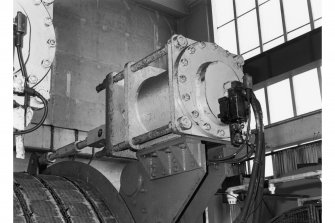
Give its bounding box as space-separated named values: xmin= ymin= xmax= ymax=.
xmin=267 ymin=79 xmax=294 ymax=123
xmin=259 ymin=0 xmax=283 ymax=44
xmin=247 ymin=155 xmax=274 ymax=177
xmin=282 ymin=0 xmax=310 ymax=33
xmin=250 ymin=88 xmax=268 ymax=129
xmin=212 ymin=0 xmax=321 ymax=60
xmin=237 ymin=10 xmax=259 ymax=54
xmin=216 ymin=22 xmax=237 ymax=54
xmin=293 ymin=68 xmax=321 ymax=115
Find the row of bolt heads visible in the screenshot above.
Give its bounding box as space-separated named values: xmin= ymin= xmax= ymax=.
xmin=178 ymin=116 xmax=225 ymax=137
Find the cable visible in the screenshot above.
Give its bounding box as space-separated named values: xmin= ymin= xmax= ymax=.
xmin=13 ymin=89 xmax=48 ymax=135
xmin=31 ymin=68 xmax=51 ymax=88
xmin=234 ymin=91 xmax=265 ymax=223
xmin=88 ymin=148 xmax=95 ymax=165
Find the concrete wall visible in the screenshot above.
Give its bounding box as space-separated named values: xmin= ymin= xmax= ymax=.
xmin=47 ymin=0 xmax=176 ymax=131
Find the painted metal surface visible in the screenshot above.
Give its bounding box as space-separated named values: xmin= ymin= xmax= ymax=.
xmin=14 ymin=172 xmax=118 ymax=222
xmin=44 ymin=160 xmax=135 ymax=222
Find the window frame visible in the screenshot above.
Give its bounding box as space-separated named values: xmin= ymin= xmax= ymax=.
xmin=212 ymin=0 xmax=321 ymax=58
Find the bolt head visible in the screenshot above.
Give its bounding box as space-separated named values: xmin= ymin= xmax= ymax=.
xmin=179 ymin=75 xmax=187 ymax=83
xmin=188 ymin=46 xmax=196 ymax=54
xmin=177 ymin=35 xmax=188 ymax=47
xmin=200 ymin=42 xmax=206 ymax=48
xmin=47 ymin=38 xmax=56 ymax=47
xmin=178 ymin=116 xmax=192 ymax=130
xmin=44 ymin=17 xmax=53 ymax=26
xmin=180 ymin=58 xmax=188 ymax=66
xmin=28 ymin=75 xmax=38 ymax=84
xmin=192 ymin=110 xmax=199 ymax=118
xmin=182 ymin=93 xmax=190 ymax=101
xmin=41 ymin=59 xmax=51 ymax=68
xmin=203 ymin=123 xmax=211 ymax=131
xmin=217 ymin=129 xmax=225 ymax=137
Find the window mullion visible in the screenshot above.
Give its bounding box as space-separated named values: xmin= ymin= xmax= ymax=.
xmin=264 ymin=86 xmax=271 ymax=124
xmin=306 ymin=0 xmax=315 ymax=29
xmin=255 ymin=0 xmax=264 ymax=53
xmin=289 ymin=76 xmax=297 ymax=116
xmin=317 ymin=67 xmax=322 ymax=98
xmin=232 ymin=0 xmax=241 ymax=55
xmin=279 ymin=0 xmax=288 ymax=42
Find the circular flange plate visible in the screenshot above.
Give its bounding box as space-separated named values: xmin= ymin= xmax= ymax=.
xmin=13 ymin=0 xmax=56 ymax=108
xmin=175 ymin=42 xmax=244 ymax=139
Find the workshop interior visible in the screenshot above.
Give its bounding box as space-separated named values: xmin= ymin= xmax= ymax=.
xmin=13 ymin=0 xmax=322 ymax=222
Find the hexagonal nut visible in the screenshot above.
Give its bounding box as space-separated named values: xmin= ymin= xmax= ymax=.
xmin=203 ymin=123 xmax=211 ymax=131
xmin=233 ymin=55 xmax=244 ymax=68
xmin=178 ymin=116 xmax=192 ymax=130
xmin=177 ymin=35 xmax=188 ymax=47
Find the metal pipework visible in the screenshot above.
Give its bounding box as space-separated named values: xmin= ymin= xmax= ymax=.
xmin=96 ymin=46 xmax=168 ymax=92
xmin=39 ymin=140 xmax=87 ymax=164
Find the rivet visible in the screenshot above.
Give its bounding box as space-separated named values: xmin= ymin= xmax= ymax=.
xmin=188 ymin=46 xmax=196 ymax=54
xmin=178 ymin=116 xmax=192 ymax=130
xmin=41 ymin=59 xmax=51 ymax=68
xmin=213 ymin=43 xmax=218 ymax=49
xmin=44 ymin=17 xmax=53 ymax=26
xmin=47 ymin=38 xmax=56 ymax=47
xmin=200 ymin=42 xmax=206 ymax=48
xmin=180 ymin=58 xmax=188 ymax=66
xmin=217 ymin=129 xmax=225 ymax=137
xmin=203 ymin=123 xmax=211 ymax=130
xmin=179 ymin=75 xmax=187 ymax=83
xmin=182 ymin=93 xmax=190 ymax=101
xmin=192 ymin=110 xmax=199 ymax=118
xmin=141 ymin=208 xmax=147 ymax=214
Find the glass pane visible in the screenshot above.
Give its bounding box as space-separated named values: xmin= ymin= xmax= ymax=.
xmin=250 ymin=88 xmax=268 ymax=129
xmin=314 ymin=18 xmax=322 ymax=28
xmin=293 ymin=68 xmax=321 ymax=115
xmin=247 ymin=156 xmax=273 ymax=177
xmin=235 ymin=0 xmax=255 ymax=16
xmin=265 ymin=155 xmax=274 ymax=177
xmin=216 ymin=22 xmax=237 ymax=54
xmin=310 ymin=0 xmax=322 ymax=21
xmin=237 ymin=10 xmax=259 ymax=53
xmin=287 ymin=25 xmax=311 ymax=40
xmin=267 ymin=79 xmax=294 ymax=123
xmin=213 ymin=0 xmax=234 ymax=27
xmin=259 ymin=0 xmax=284 ymax=43
xmin=263 ymin=36 xmax=284 ymax=51
xmin=242 ymin=47 xmax=260 ymax=60
xmin=282 ymin=0 xmax=310 ymax=32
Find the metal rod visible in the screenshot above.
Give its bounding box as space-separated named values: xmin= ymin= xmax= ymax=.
xmin=105 ymin=73 xmax=114 ymax=154
xmin=132 ymin=124 xmax=172 ymax=145
xmin=289 ymin=76 xmax=297 ymax=117
xmin=96 ymin=46 xmax=167 ymax=92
